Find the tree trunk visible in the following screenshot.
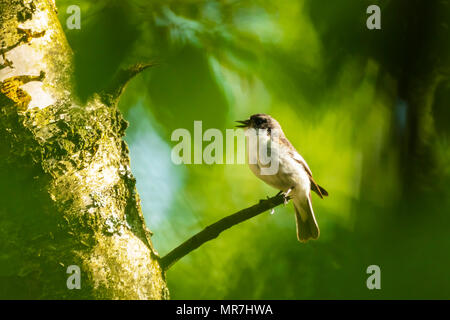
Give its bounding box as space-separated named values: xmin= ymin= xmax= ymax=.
xmin=393 ymin=0 xmax=449 ymax=198
xmin=0 ymin=0 xmax=168 ymax=299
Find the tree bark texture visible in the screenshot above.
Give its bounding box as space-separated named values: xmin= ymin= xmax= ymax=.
xmin=0 ymin=0 xmax=168 ymax=299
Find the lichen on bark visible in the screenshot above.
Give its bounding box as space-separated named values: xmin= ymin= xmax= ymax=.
xmin=0 ymin=0 xmax=168 ymax=299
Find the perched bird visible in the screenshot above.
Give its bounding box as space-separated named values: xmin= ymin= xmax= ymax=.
xmin=236 ymin=114 xmax=328 ymax=242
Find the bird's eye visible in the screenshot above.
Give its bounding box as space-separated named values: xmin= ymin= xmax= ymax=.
xmin=255 ymin=118 xmax=265 ymax=125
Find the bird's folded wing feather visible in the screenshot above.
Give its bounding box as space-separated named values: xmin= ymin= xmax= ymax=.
xmin=278 ymin=136 xmax=328 ymax=198
xmin=291 ymin=150 xmax=327 ymax=199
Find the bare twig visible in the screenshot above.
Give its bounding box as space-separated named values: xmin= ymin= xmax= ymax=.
xmin=102 ymin=62 xmax=159 ymax=104
xmin=160 ymin=193 xmax=288 ymax=270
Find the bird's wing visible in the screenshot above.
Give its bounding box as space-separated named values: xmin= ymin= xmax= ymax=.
xmin=291 ymin=155 xmax=323 ymax=198
xmin=290 ymin=148 xmax=328 ymax=199
xmin=278 ymin=136 xmax=328 ymax=198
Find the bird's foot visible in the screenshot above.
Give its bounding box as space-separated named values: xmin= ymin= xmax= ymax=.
xmin=282 ymin=187 xmax=294 ymax=205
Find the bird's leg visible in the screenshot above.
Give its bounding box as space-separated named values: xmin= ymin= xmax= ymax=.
xmin=284 ymin=188 xmax=292 ymax=197
xmin=283 ymin=187 xmax=294 ymax=205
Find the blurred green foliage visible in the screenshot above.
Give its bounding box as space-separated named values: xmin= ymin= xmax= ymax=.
xmin=57 ymin=0 xmax=450 ymax=299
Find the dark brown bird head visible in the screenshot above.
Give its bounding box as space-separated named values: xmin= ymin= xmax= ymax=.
xmin=235 ymin=114 xmax=281 ymax=130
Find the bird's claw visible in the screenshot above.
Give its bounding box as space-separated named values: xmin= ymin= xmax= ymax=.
xmin=282 ymin=187 xmax=293 ymax=205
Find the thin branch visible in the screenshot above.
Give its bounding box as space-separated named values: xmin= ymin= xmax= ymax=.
xmin=102 ymin=62 xmax=159 ymax=105
xmin=160 ymin=193 xmax=288 ymax=270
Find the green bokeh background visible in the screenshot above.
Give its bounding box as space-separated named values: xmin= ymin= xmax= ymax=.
xmin=57 ymin=0 xmax=450 ymax=299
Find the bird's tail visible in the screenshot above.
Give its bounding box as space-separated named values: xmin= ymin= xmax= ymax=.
xmin=293 ymin=195 xmax=320 ymax=243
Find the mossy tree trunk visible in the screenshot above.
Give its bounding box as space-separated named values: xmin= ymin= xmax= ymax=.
xmin=0 ymin=0 xmax=168 ymax=299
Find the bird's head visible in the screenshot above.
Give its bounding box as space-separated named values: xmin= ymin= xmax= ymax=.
xmin=235 ymin=114 xmax=281 ymax=131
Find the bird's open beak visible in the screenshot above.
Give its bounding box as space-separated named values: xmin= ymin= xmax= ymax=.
xmin=235 ymin=119 xmax=250 ymax=128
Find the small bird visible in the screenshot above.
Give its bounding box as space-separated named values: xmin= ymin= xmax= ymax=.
xmin=236 ymin=114 xmax=328 ymax=242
